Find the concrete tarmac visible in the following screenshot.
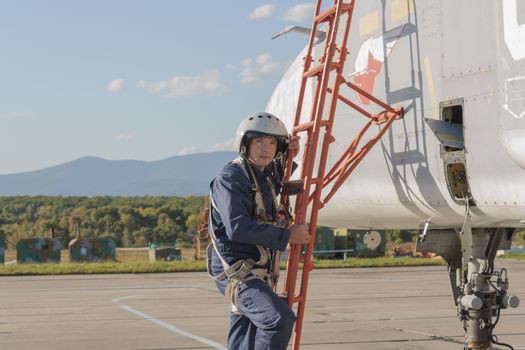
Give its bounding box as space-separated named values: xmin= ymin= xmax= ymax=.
xmin=0 ymin=260 xmax=524 ymax=350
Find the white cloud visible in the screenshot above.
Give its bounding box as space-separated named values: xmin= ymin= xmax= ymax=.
xmin=212 ymin=138 xmax=237 ymax=151
xmin=116 ymin=132 xmax=136 ymax=141
xmin=136 ymin=70 xmax=228 ymax=97
xmin=225 ymin=63 xmax=235 ymax=70
xmin=107 ymin=79 xmax=125 ymax=92
xmin=240 ymin=53 xmax=282 ymax=85
xmin=283 ymin=3 xmax=314 ymax=23
xmin=177 ymin=146 xmax=198 ymax=156
xmin=240 ymin=67 xmax=261 ymax=85
xmin=248 ymin=4 xmax=276 ymax=20
xmin=256 ymin=53 xmax=273 ymax=65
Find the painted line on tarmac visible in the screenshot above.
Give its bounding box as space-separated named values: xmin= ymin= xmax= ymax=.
xmin=120 ymin=304 xmax=226 ymax=350
xmin=111 ymin=295 xmax=143 ymax=302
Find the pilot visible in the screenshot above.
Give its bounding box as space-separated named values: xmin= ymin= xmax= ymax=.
xmin=207 ymin=112 xmax=310 ymax=349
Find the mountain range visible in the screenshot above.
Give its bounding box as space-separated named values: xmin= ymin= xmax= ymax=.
xmin=0 ymin=151 xmax=237 ymax=196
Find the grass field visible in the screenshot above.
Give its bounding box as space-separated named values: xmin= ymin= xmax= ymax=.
xmin=498 ymin=253 xmax=525 ymax=260
xmin=0 ymin=247 xmax=445 ymax=276
xmin=3 ymin=247 xmax=197 ymax=263
xmin=1 ymin=248 xmax=522 ymax=276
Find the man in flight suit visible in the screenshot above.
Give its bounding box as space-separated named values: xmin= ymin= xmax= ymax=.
xmin=208 ymin=112 xmax=310 ymax=349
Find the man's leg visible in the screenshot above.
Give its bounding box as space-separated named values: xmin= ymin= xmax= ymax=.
xmin=214 ymin=278 xmax=258 ymax=349
xmin=236 ymin=279 xmax=296 ymax=350
xmin=228 ymin=312 xmax=257 ymax=350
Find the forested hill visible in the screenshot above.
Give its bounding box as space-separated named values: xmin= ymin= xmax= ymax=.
xmin=0 ymin=196 xmax=205 ymax=248
xmin=0 ymin=151 xmax=237 ymax=196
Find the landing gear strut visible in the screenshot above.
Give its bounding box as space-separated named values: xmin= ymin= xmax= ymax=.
xmin=417 ymin=213 xmax=520 ymax=349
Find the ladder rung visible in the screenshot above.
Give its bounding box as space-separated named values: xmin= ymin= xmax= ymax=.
xmin=310 ymin=178 xmax=323 ymax=185
xmin=304 ymin=59 xmax=342 ymax=79
xmin=314 ymin=3 xmax=353 ymax=23
xmin=303 ymin=65 xmax=324 ymax=78
xmin=314 ymin=6 xmax=336 ymax=23
xmin=304 ymin=177 xmax=323 ymax=186
xmin=293 ymin=120 xmax=330 ymax=133
xmin=288 ymin=295 xmax=305 ymax=304
xmin=294 ymin=121 xmax=314 ymax=133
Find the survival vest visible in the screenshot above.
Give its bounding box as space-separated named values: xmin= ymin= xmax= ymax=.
xmin=207 ymin=156 xmax=288 ymax=310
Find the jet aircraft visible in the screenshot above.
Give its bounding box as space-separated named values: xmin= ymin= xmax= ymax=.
xmin=267 ymin=1 xmax=524 ymax=349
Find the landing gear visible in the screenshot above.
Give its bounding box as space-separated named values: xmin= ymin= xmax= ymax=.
xmin=417 ymin=216 xmax=520 ymax=349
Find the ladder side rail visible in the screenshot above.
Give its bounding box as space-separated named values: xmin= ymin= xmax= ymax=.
xmin=284 ymin=84 xmax=320 ymax=301
xmin=297 ymin=0 xmax=355 ymax=241
xmin=285 ymin=0 xmax=343 ymax=307
xmin=281 ymin=0 xmax=325 ymax=296
xmin=284 ymin=76 xmax=324 ymax=298
xmin=289 ymin=2 xmax=354 ymax=348
xmin=284 ymin=0 xmax=336 ymax=302
xmin=282 ymin=0 xmax=323 ymax=194
xmin=306 ymin=2 xmax=354 ymax=206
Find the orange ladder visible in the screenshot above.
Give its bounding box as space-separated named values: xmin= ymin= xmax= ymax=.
xmin=279 ymin=1 xmax=404 ymax=348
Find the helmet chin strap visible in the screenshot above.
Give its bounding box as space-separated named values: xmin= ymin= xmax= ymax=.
xmin=246 ymin=156 xmax=269 ymax=171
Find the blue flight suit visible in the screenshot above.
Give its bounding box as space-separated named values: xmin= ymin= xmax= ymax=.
xmin=209 ymin=159 xmax=296 ymax=350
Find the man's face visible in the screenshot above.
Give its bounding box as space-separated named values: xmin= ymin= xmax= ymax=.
xmin=247 ymin=136 xmax=278 ymax=170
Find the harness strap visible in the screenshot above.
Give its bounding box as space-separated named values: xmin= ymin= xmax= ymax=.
xmin=207 ymin=189 xmax=269 ymax=276
xmin=207 ymin=157 xmax=281 ymax=310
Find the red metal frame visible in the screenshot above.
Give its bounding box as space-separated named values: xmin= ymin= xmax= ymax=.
xmin=278 ymin=1 xmax=404 ymax=349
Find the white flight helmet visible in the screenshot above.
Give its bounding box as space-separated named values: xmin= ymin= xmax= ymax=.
xmin=235 ymin=112 xmax=290 ymax=157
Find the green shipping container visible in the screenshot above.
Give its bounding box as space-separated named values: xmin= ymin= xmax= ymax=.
xmin=69 ymin=237 xmax=116 ymax=262
xmin=313 ymin=226 xmax=335 ymax=258
xmin=334 ymin=235 xmax=349 ymax=251
xmin=149 ymin=243 xmax=181 ymax=262
xmin=16 ymin=238 xmax=61 ymax=263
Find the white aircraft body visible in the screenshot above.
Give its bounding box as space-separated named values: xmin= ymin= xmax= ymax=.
xmin=267 ymin=1 xmax=524 ymax=349
xmin=268 ymin=0 xmax=525 ymax=230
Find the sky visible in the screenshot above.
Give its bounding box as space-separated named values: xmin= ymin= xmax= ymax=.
xmin=0 ymin=1 xmax=314 ymax=174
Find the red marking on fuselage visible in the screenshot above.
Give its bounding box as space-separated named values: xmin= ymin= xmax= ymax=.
xmin=354 ymin=52 xmax=382 ymax=105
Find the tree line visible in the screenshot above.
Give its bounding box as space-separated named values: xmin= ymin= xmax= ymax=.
xmin=3 ymin=196 xmax=522 ymax=252
xmin=0 ymin=196 xmax=205 ymax=249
